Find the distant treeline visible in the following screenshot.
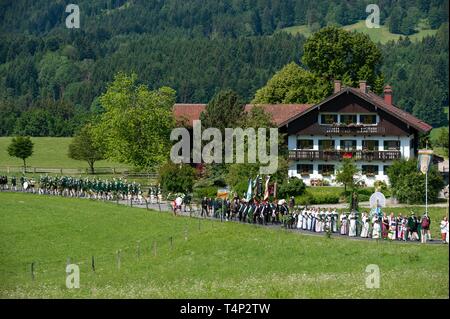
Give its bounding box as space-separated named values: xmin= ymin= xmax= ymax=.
xmin=0 ymin=0 xmax=448 ymax=136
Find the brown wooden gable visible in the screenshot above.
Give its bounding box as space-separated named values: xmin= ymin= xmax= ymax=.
xmin=284 ymin=90 xmax=416 ymax=137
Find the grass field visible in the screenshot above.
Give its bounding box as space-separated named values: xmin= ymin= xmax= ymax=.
xmin=281 ymin=20 xmax=438 ymax=44
xmin=0 ymin=137 xmax=127 ymax=169
xmin=0 ymin=192 xmax=448 ymax=298
xmin=430 ymin=126 xmax=449 ymax=159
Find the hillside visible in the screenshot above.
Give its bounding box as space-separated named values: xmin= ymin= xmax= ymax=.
xmin=281 ymin=20 xmax=438 ymax=44
xmin=0 ymin=192 xmax=448 ymax=298
xmin=0 ymin=1 xmax=448 ymax=136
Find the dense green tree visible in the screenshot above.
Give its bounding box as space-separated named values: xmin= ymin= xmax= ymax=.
xmin=94 ymin=73 xmax=176 ymax=170
xmin=68 ymin=124 xmax=106 ymax=174
xmin=159 ymin=162 xmax=196 ymax=194
xmin=278 ymin=177 xmax=306 ymax=199
xmin=252 ymin=62 xmax=331 ymax=104
xmin=200 ymin=90 xmax=245 ymax=131
xmin=7 ymin=136 xmax=34 ymax=170
xmin=302 ymin=26 xmax=383 ymax=87
xmin=335 ymin=159 xmax=359 ymax=192
xmin=387 ymin=159 xmax=444 ymax=204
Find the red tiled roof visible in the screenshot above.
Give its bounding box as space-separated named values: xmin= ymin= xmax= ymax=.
xmin=173 ymin=103 xmax=313 ymax=127
xmin=173 ymin=88 xmax=432 ymax=133
xmin=172 ymin=104 xmax=206 ymax=127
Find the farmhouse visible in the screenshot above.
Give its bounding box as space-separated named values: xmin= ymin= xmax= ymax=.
xmin=173 ymin=81 xmax=432 ymax=187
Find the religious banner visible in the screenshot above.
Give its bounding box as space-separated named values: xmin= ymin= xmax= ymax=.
xmin=417 ymin=149 xmax=433 ymax=174
xmin=217 ymin=188 xmax=229 ymax=199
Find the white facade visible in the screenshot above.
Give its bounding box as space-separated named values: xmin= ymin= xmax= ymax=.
xmin=288 ymin=134 xmax=414 ymax=187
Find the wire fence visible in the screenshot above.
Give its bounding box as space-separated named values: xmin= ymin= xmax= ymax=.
xmin=3 ymin=215 xmax=214 ymax=284
xmin=0 ymin=166 xmax=130 ymax=175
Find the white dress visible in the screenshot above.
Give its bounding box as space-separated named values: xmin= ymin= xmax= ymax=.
xmin=360 ymin=216 xmax=369 ymax=238
xmin=297 ymin=212 xmax=303 ymax=229
xmin=315 ymin=213 xmax=322 ymax=232
xmin=307 ymin=214 xmax=312 ymax=230
xmin=372 ymin=216 xmax=381 ymax=239
xmin=302 ymin=212 xmax=308 ymax=229
xmin=349 ymin=213 xmax=357 ymax=237
xmin=340 ymin=214 xmax=348 ymax=235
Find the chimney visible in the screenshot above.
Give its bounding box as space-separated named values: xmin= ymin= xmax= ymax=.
xmin=334 ymin=80 xmax=342 ymax=94
xmin=359 ymin=80 xmax=367 ymax=93
xmin=384 ymin=85 xmax=393 ymax=105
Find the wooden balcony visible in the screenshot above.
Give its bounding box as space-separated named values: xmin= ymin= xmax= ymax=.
xmin=321 ymin=125 xmax=386 ymax=135
xmin=289 ymin=149 xmax=401 ymax=162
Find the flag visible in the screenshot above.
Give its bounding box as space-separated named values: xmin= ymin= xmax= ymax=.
xmin=263 ymin=176 xmax=271 ymax=200
xmin=252 ymin=175 xmax=259 ymax=197
xmin=417 ymin=149 xmax=433 ymax=174
xmin=273 ymin=182 xmax=277 ymax=199
xmin=245 ymin=178 xmax=253 ymax=202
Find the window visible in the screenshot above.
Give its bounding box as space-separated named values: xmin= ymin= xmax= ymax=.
xmin=384 ymin=140 xmax=400 ymax=150
xmin=360 ymin=114 xmax=377 ymax=125
xmin=362 ymin=140 xmax=379 ymax=151
xmin=319 ymin=140 xmax=335 ymax=151
xmin=383 ymin=165 xmax=391 ymax=175
xmin=340 ymin=140 xmax=357 ymax=151
xmin=297 ymin=139 xmax=313 ymax=150
xmin=362 ymin=165 xmax=379 ymax=176
xmin=318 ymin=164 xmax=334 ymax=176
xmin=340 ymin=114 xmax=357 ymax=125
xmin=297 ymin=164 xmax=313 ymax=175
xmin=320 ymin=114 xmax=338 ymax=125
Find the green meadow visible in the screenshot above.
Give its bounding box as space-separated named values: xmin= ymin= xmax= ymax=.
xmin=0 ymin=192 xmax=448 ymax=298
xmin=281 ymin=20 xmax=438 ymax=44
xmin=0 ymin=137 xmax=127 ymax=170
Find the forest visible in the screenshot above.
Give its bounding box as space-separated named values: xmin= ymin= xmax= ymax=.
xmin=0 ymin=0 xmax=448 ymax=136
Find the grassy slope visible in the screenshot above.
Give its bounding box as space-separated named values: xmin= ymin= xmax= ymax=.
xmin=430 ymin=127 xmax=449 ymax=159
xmin=281 ymin=20 xmax=438 ymax=44
xmin=0 ymin=137 xmax=127 ymax=169
xmin=0 ymin=192 xmax=448 ymax=298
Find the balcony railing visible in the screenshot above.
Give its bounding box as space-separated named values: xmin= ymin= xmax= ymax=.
xmin=289 ymin=149 xmax=401 ymax=161
xmin=321 ymin=125 xmax=386 ymax=135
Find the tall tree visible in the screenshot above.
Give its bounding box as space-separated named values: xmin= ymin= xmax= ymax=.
xmin=302 ymin=26 xmax=383 ymax=87
xmin=94 ymin=73 xmax=176 ymax=170
xmin=200 ymin=90 xmax=245 ymax=131
xmin=252 ymin=62 xmax=331 ymax=104
xmin=7 ymin=136 xmax=34 ymax=171
xmin=68 ymin=124 xmax=106 ymax=174
xmin=335 ymin=159 xmax=358 ymax=192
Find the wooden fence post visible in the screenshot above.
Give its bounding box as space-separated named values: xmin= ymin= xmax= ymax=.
xmin=31 ymin=262 xmax=35 ymax=281
xmin=137 ymin=241 xmax=141 ymax=260
xmin=117 ymin=250 xmax=121 ymax=270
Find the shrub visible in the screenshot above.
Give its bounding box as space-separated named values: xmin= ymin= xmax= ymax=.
xmin=297 ymin=192 xmax=339 ymax=205
xmin=193 ymin=186 xmax=218 ymax=200
xmin=159 ymin=162 xmax=196 ymax=194
xmin=387 ymin=159 xmax=444 ymax=204
xmin=278 ymin=177 xmax=306 ymax=198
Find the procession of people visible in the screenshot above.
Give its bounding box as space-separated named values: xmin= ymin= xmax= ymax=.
xmin=199 ymin=194 xmax=448 ymax=244
xmin=0 ymin=174 xmax=151 ymax=203
xmin=1 ymin=174 xmax=448 ymax=244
